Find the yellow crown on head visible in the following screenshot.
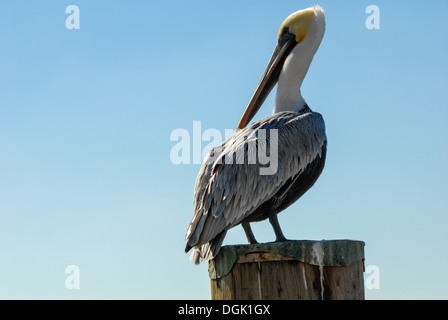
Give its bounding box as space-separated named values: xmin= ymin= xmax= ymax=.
xmin=277 ymin=5 xmax=323 ymax=43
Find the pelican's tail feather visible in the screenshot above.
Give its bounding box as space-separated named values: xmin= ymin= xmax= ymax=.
xmin=189 ymin=230 xmax=227 ymax=265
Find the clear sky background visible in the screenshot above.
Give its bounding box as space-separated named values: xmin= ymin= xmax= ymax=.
xmin=0 ymin=0 xmax=447 ymax=299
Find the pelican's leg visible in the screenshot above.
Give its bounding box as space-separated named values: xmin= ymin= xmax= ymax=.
xmin=269 ymin=214 xmax=288 ymax=242
xmin=242 ymin=222 xmax=258 ymax=244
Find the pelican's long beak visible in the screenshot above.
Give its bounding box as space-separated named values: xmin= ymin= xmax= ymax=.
xmin=237 ymin=33 xmax=297 ymax=129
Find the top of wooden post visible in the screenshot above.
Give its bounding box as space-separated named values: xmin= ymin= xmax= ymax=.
xmin=208 ymin=239 xmax=365 ymax=280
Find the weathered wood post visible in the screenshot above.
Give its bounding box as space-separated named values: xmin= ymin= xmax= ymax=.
xmin=208 ymin=239 xmax=365 ymax=300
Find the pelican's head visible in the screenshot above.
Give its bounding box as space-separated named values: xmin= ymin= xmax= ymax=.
xmin=237 ymin=5 xmax=325 ymax=129
xmin=277 ymin=5 xmax=325 ymax=46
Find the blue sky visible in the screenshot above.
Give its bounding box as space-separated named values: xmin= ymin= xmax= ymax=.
xmin=0 ymin=0 xmax=447 ymax=299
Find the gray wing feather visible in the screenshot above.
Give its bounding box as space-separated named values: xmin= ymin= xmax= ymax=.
xmin=185 ymin=111 xmax=326 ymax=263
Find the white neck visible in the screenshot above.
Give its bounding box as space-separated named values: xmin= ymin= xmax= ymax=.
xmin=273 ymin=8 xmax=325 ymax=114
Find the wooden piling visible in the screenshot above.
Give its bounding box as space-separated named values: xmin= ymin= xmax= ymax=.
xmin=208 ymin=239 xmax=365 ymax=300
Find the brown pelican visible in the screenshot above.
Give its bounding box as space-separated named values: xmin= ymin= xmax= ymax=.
xmin=185 ymin=5 xmax=327 ymax=264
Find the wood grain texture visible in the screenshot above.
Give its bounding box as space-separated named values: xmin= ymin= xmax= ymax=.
xmin=210 ymin=240 xmax=365 ymax=300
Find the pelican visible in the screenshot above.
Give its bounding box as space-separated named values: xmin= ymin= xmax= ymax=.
xmin=185 ymin=5 xmax=327 ymax=264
